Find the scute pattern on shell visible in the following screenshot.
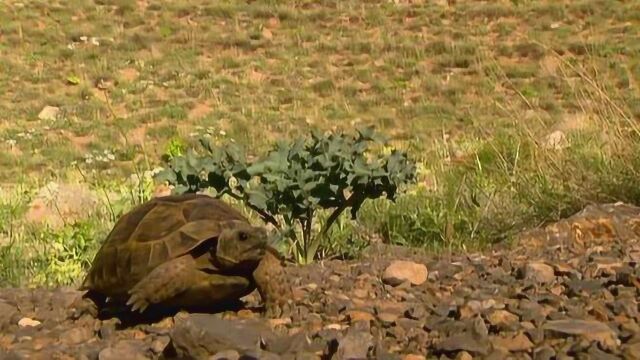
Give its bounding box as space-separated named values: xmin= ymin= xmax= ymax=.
xmin=81 ymin=193 xmax=249 ymax=297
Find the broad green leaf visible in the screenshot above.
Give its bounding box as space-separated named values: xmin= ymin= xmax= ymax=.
xmin=246 ymin=190 xmax=268 ymax=210
xmin=174 ymin=184 xmax=190 ymax=194
xmin=154 ymin=169 xmax=177 ymax=184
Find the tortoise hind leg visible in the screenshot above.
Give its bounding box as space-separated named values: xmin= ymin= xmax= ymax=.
xmin=126 ymin=255 xmax=198 ymax=313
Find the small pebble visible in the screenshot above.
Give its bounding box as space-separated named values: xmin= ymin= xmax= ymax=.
xmin=18 ymin=318 xmax=41 ymax=328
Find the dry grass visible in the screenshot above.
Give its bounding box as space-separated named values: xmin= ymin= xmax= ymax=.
xmin=1 ymin=0 xmax=640 ymax=286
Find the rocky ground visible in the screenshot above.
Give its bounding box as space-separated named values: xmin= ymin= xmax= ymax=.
xmin=1 ymin=203 xmax=640 ymax=359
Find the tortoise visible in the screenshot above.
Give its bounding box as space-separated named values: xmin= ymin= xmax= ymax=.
xmin=80 ymin=193 xmax=291 ymax=315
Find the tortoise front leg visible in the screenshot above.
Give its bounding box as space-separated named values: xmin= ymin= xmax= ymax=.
xmin=126 ymin=254 xmax=198 ymax=312
xmin=252 ymin=250 xmax=294 ymax=318
xmin=164 ymin=273 xmax=254 ymax=310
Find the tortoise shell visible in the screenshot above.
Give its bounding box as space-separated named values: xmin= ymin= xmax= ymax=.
xmin=81 ymin=193 xmax=250 ymax=297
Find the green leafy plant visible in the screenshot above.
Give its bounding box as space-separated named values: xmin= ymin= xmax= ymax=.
xmin=156 ymin=127 xmax=417 ymax=263
xmin=162 ymin=137 xmax=187 ymax=162
xmin=33 ymin=221 xmax=100 ymax=286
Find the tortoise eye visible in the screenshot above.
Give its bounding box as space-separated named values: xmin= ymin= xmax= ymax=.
xmin=239 ymin=232 xmax=248 ymax=241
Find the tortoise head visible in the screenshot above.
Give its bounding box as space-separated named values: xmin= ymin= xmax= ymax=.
xmin=215 ymin=222 xmax=269 ymax=271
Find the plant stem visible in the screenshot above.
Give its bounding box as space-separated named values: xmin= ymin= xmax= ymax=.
xmin=224 ymin=191 xmax=281 ymax=229
xmin=318 ymin=193 xmax=363 ymax=239
xmin=303 ymin=208 xmax=313 ymax=263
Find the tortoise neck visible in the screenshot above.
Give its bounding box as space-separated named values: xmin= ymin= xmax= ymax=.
xmin=210 ymin=256 xmax=260 ymax=275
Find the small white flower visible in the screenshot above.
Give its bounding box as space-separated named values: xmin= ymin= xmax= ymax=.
xmin=6 ymin=139 xmax=16 ymax=146
xmin=107 ymin=153 xmax=115 ymax=161
xmin=219 ymin=130 xmax=226 ymax=136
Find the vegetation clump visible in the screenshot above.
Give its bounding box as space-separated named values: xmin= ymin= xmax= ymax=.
xmin=1 ymin=0 xmax=640 ymax=286
xmin=157 ymin=127 xmax=417 ymax=263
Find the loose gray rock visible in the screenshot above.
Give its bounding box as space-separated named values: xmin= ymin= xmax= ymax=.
xmin=543 ymin=319 xmax=619 ymax=350
xmin=211 ymin=350 xmax=240 ymax=360
xmin=169 ymin=314 xmax=276 ymax=358
xmin=0 ymin=302 xmax=18 ymax=331
xmin=38 ymin=105 xmax=60 ymax=121
xmin=24 ymin=182 xmax=99 ymax=229
xmin=98 ymin=340 xmax=149 ymax=360
xmin=542 ymin=130 xmax=568 ymax=150
xmin=622 ymin=342 xmax=640 ymax=359
xmin=59 ymin=327 xmax=94 ymax=346
xmin=382 ymin=260 xmax=428 ymax=286
xmin=334 ymin=329 xmax=373 ymax=359
xmin=533 ymin=346 xmax=556 ymax=360
xmin=433 ymin=333 xmax=491 ymax=355
xmin=523 ymin=262 xmax=555 ymax=283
